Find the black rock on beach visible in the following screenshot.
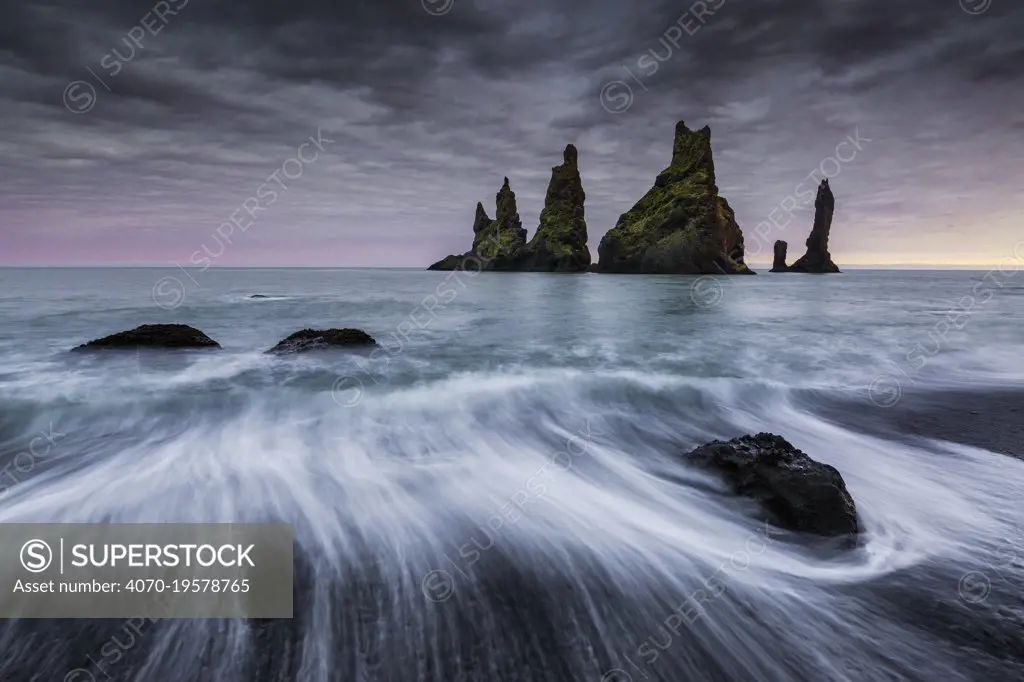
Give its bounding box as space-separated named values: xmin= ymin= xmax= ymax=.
xmin=685 ymin=432 xmax=859 ymax=537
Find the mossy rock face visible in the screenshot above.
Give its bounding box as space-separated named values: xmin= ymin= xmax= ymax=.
xmin=516 ymin=144 xmax=591 ymax=272
xmin=474 ymin=178 xmax=528 ymax=261
xmin=427 ymin=179 xmax=529 ymax=271
xmin=595 ymin=121 xmax=752 ymax=275
xmin=426 ymin=146 xmax=594 ymax=274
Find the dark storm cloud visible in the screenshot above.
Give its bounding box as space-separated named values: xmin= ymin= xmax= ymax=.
xmin=0 ymin=0 xmax=1021 ymax=266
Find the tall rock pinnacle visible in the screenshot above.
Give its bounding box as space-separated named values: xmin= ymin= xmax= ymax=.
xmin=517 ymin=143 xmax=591 ymax=272
xmin=789 ymin=179 xmax=840 ymax=273
xmin=427 ymin=179 xmax=527 ymax=270
xmin=771 ymin=240 xmax=789 ymax=272
xmin=594 ymin=121 xmax=752 ymax=274
xmin=471 ymin=202 xmax=491 ymax=235
xmin=669 ymin=121 xmax=716 ymax=183
xmin=475 ymin=179 xmax=526 ymax=261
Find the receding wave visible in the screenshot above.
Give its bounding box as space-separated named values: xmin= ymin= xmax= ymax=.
xmin=1 ymin=359 xmax=1022 ymax=681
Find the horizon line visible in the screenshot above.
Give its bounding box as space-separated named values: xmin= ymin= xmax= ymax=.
xmin=0 ymin=263 xmax=1011 ymax=271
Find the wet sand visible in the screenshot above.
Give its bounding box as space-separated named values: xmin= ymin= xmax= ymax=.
xmin=815 ymin=388 xmax=1024 ymax=459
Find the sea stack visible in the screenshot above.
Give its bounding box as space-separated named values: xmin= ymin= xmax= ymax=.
xmin=770 ymin=240 xmax=789 ymax=272
xmin=478 ymin=177 xmax=528 ymax=266
xmin=516 ymin=144 xmax=590 ymax=272
xmin=428 ymin=147 xmax=592 ymax=273
xmin=788 ymin=179 xmax=840 ymax=273
xmin=594 ymin=121 xmax=752 ymax=275
xmin=427 ymin=179 xmax=527 ymax=271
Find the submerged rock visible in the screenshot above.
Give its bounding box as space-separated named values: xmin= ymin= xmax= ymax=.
xmin=789 ymin=179 xmax=840 ymax=273
xmin=595 ymin=121 xmax=752 ymax=275
xmin=72 ymin=324 xmax=220 ymax=351
xmin=770 ymin=240 xmax=789 ymax=272
xmin=684 ymin=433 xmax=859 ymax=537
xmin=516 ymin=144 xmax=591 ymax=272
xmin=268 ymin=328 xmax=377 ymax=354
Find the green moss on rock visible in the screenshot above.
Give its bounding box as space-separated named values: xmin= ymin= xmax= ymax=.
xmin=517 ymin=144 xmax=591 ymax=272
xmin=594 ymin=121 xmax=753 ymax=275
xmin=427 ymin=178 xmax=528 ymax=271
xmin=426 ymin=154 xmax=591 ymax=273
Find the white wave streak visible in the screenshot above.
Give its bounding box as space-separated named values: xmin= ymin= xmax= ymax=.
xmin=1 ymin=369 xmax=1022 ymax=681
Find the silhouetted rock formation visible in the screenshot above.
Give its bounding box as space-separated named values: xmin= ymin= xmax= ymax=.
xmin=268 ymin=328 xmax=377 ymax=354
xmin=516 ymin=144 xmax=591 ymax=272
xmin=427 ymin=179 xmax=528 ymax=271
xmin=789 ymin=179 xmax=840 ymax=273
xmin=685 ymin=433 xmax=859 ymax=538
xmin=72 ymin=324 xmax=220 ymax=351
xmin=428 ymin=146 xmax=593 ymax=273
xmin=770 ymin=240 xmax=789 ymax=272
xmin=594 ymin=121 xmax=752 ymax=275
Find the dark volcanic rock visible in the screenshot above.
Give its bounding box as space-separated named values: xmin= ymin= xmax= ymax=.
xmin=516 ymin=144 xmax=591 ymax=272
xmin=427 ymin=144 xmax=594 ymax=273
xmin=268 ymin=328 xmax=377 ymax=354
xmin=470 ymin=202 xmax=493 ymax=247
xmin=427 ymin=254 xmax=467 ymax=271
xmin=479 ymin=178 xmax=528 ymax=266
xmin=770 ymin=240 xmax=789 ymax=272
xmin=72 ymin=324 xmax=220 ymax=351
xmin=685 ymin=433 xmax=859 ymax=537
xmin=427 ymin=181 xmax=528 ymax=271
xmin=594 ymin=121 xmax=752 ymax=275
xmin=789 ymin=179 xmax=840 ymax=273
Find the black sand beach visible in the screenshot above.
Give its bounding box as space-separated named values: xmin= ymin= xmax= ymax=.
xmin=816 ymin=389 xmax=1024 ymax=460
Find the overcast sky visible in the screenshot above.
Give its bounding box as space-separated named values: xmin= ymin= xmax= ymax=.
xmin=1 ymin=0 xmax=1021 ymax=267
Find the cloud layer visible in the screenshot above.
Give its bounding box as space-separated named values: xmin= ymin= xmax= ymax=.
xmin=1 ymin=0 xmax=1021 ymax=266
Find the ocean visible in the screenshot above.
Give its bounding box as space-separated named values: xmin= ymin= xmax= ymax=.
xmin=0 ymin=266 xmax=1022 ymax=681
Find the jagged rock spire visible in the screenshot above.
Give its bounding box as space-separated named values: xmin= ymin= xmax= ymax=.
xmin=518 ymin=142 xmax=590 ymax=272
xmin=806 ymin=179 xmax=835 ymax=254
xmin=789 ymin=179 xmax=840 ymax=273
xmin=667 ymin=121 xmax=716 ymax=185
xmin=596 ymin=121 xmax=751 ymax=275
xmin=771 ymin=240 xmax=789 ymax=272
xmin=428 ymin=179 xmax=525 ymax=270
xmin=495 ymin=177 xmax=520 ymax=225
xmin=563 ymin=143 xmax=578 ymax=168
xmin=472 ymin=202 xmax=491 ymax=234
